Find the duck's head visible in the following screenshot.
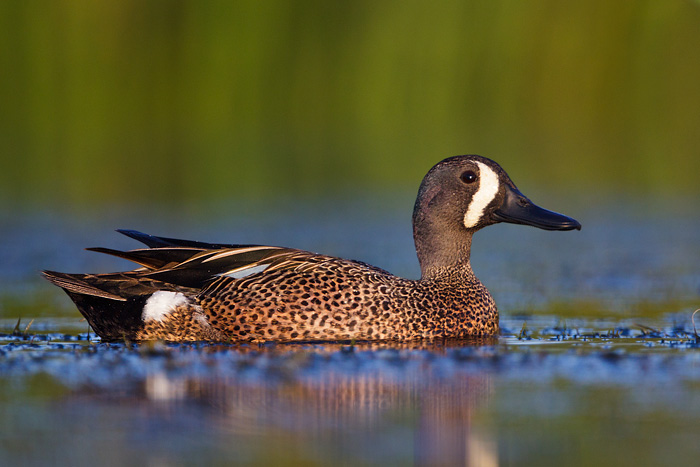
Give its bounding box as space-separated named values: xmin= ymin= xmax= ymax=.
xmin=413 ymin=155 xmax=581 ymax=277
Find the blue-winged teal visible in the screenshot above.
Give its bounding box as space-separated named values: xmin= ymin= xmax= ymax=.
xmin=44 ymin=155 xmax=580 ymax=342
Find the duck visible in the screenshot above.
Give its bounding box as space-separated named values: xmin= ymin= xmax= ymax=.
xmin=43 ymin=155 xmax=580 ymax=343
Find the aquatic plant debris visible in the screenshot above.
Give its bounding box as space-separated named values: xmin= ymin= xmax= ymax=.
xmin=12 ymin=317 xmax=34 ymax=336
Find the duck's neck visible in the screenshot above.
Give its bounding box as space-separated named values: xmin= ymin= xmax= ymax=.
xmin=413 ymin=220 xmax=475 ymax=281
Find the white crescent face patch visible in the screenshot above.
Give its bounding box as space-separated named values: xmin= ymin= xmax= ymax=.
xmin=463 ymin=161 xmax=500 ymax=229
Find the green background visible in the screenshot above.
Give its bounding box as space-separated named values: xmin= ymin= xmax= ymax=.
xmin=2 ymin=0 xmax=700 ymax=209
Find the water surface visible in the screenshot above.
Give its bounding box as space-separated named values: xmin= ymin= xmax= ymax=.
xmin=1 ymin=198 xmax=698 ymax=466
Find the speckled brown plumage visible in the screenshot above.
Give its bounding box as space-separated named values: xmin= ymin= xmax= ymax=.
xmin=133 ymin=258 xmax=496 ymax=342
xmin=43 ymin=155 xmax=580 ymax=343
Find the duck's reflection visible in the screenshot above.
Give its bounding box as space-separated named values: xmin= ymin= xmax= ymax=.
xmin=121 ymin=340 xmax=498 ymax=465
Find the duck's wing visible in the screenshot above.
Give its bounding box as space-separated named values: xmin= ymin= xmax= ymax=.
xmin=116 ymin=229 xmax=240 ymax=249
xmin=134 ymin=244 xmax=313 ymax=288
xmin=44 ymin=230 xmax=391 ymax=300
xmin=44 ymin=231 xmax=328 ymax=296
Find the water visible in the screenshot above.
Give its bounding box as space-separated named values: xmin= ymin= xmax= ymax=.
xmin=1 ymin=197 xmax=699 ymax=466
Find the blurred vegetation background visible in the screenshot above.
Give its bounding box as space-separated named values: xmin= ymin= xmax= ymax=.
xmin=1 ymin=0 xmax=699 ymax=210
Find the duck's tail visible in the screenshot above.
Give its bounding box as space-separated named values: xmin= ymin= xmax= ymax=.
xmin=42 ymin=229 xmax=294 ymax=341
xmin=42 ymin=270 xmax=149 ymax=341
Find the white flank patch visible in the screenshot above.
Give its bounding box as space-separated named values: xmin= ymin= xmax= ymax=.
xmin=142 ymin=291 xmax=189 ymax=322
xmin=463 ymin=161 xmax=500 ymax=229
xmin=221 ymin=263 xmax=271 ymax=279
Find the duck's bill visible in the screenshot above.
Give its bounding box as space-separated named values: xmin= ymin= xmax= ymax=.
xmin=492 ymin=185 xmax=581 ymax=231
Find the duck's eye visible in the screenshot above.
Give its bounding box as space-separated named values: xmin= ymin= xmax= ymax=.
xmin=460 ymin=170 xmax=477 ymax=184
